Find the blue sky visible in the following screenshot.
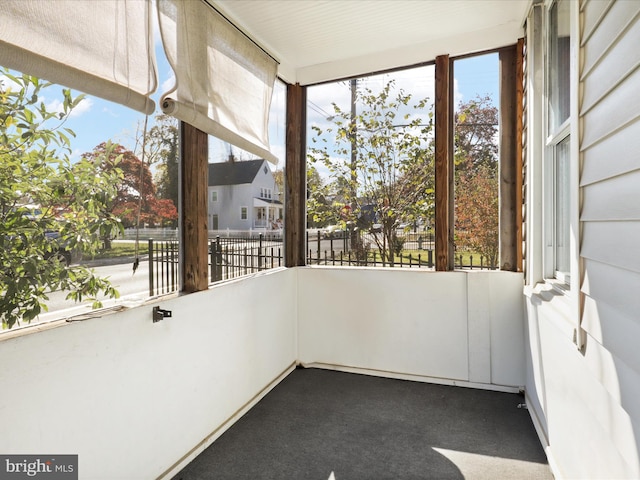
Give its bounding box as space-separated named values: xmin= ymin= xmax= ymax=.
xmin=306 ymin=53 xmax=499 ymax=178
xmin=3 ymin=40 xmax=497 ymax=175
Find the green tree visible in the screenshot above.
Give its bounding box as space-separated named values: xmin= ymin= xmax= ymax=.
xmin=272 ymin=167 xmax=285 ymax=203
xmin=306 ymin=164 xmax=339 ymax=228
xmin=141 ymin=114 xmax=179 ymax=225
xmin=0 ymin=70 xmax=122 ymax=329
xmin=455 ymin=164 xmax=499 ymax=267
xmin=455 ymin=95 xmax=498 ymax=174
xmin=454 ymin=95 xmax=499 ymax=266
xmin=308 ymin=80 xmax=434 ymax=264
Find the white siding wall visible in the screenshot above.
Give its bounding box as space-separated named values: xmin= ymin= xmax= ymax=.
xmin=524 ymin=1 xmax=640 ymax=477
xmin=580 ymin=0 xmax=640 ymax=474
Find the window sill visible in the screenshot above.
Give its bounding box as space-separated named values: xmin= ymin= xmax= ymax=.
xmin=0 ymin=291 xmax=179 ymax=342
xmin=524 ymin=280 xmax=577 ymax=342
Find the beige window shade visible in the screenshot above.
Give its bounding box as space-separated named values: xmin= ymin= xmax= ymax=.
xmin=158 ymin=0 xmax=278 ymax=164
xmin=0 ymin=0 xmax=157 ymax=114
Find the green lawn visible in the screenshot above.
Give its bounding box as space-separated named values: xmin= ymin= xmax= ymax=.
xmin=90 ymin=241 xmax=141 ymax=260
xmin=366 ymin=248 xmax=494 ymax=268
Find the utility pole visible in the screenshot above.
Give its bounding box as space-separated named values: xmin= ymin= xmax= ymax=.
xmin=349 ymin=79 xmax=359 ymax=250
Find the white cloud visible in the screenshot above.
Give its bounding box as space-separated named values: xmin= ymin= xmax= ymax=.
xmin=70 ymin=97 xmax=93 ymax=117
xmin=69 ymin=148 xmax=83 ymax=160
xmin=269 ymin=144 xmax=286 ymax=168
xmin=453 ymin=77 xmax=464 ymax=111
xmin=102 ymin=106 xmax=120 ymax=118
xmin=160 ymin=73 xmax=175 ymax=94
xmin=0 ymin=73 xmax=20 ymax=92
xmin=45 ymin=97 xmax=93 ymax=118
xmin=307 ymin=65 xmax=438 ymax=134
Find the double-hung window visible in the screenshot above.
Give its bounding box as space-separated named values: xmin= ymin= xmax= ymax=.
xmin=546 ymin=0 xmax=571 ymax=285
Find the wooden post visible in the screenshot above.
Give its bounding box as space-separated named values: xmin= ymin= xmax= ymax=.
xmin=435 ymin=55 xmax=454 ymax=271
xmin=499 ymin=46 xmax=518 ymax=271
xmin=515 ymin=38 xmax=525 ymax=272
xmin=285 ymin=83 xmax=307 ymax=267
xmin=181 ymin=121 xmax=209 ymax=292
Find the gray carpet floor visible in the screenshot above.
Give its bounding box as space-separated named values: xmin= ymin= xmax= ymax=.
xmin=173 ymin=367 xmax=552 ymax=480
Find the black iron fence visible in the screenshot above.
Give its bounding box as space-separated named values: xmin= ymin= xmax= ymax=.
xmin=307 ymin=249 xmax=434 ymax=268
xmin=148 ymin=234 xmax=282 ymax=296
xmin=148 ymin=239 xmax=178 ymax=296
xmin=148 ymin=231 xmax=496 ymax=296
xmin=209 ymin=234 xmax=282 ymax=284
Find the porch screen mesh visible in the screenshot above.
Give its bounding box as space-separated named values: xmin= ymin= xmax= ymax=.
xmin=0 ymin=0 xmax=157 ymax=114
xmin=158 ymin=0 xmax=278 ymax=164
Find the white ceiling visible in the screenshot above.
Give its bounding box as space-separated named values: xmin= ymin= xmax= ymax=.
xmin=212 ymin=0 xmax=530 ymax=85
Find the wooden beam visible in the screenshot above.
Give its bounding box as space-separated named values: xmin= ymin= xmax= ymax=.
xmin=181 ymin=121 xmax=209 ymax=292
xmin=285 ymin=83 xmax=307 ymax=267
xmin=515 ymin=38 xmax=525 ymax=272
xmin=499 ymin=46 xmax=518 ymax=271
xmin=435 ymin=55 xmax=454 ymax=271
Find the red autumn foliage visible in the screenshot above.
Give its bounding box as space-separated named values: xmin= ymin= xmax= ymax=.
xmin=84 ymin=142 xmax=178 ymax=228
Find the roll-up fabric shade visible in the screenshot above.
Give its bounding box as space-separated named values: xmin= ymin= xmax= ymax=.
xmin=157 ymin=0 xmax=278 ymax=164
xmin=0 ymin=0 xmax=157 ymax=115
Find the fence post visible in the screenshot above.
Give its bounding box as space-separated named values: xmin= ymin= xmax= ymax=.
xmin=170 ymin=241 xmax=177 ymax=291
xmin=162 ymin=241 xmax=168 ymax=294
xmin=209 ymin=239 xmax=214 ymax=282
xmin=148 ymin=239 xmax=154 ymax=297
xmin=258 ymin=233 xmax=264 ymax=270
xmin=211 ymin=238 xmax=222 ymax=283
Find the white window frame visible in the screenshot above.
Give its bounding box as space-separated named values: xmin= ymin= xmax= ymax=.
xmin=544 ymin=122 xmax=571 ymax=285
xmin=542 ymin=0 xmax=577 ymax=291
xmin=211 ymin=190 xmax=218 ymax=202
xmin=240 ymin=206 xmax=248 ymax=220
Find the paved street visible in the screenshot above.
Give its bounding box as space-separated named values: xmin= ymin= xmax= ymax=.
xmin=30 ymin=259 xmax=152 ymax=326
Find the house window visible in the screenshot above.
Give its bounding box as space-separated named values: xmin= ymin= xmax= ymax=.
xmin=548 ymin=0 xmax=570 ymax=132
xmin=554 ymin=137 xmax=570 ymax=278
xmin=240 ymin=206 xmax=248 ymax=220
xmin=546 ymin=0 xmax=571 ymax=284
xmin=211 ymin=190 xmax=218 ymax=202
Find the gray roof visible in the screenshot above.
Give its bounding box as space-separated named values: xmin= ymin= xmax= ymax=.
xmin=208 ymin=159 xmax=265 ymax=186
